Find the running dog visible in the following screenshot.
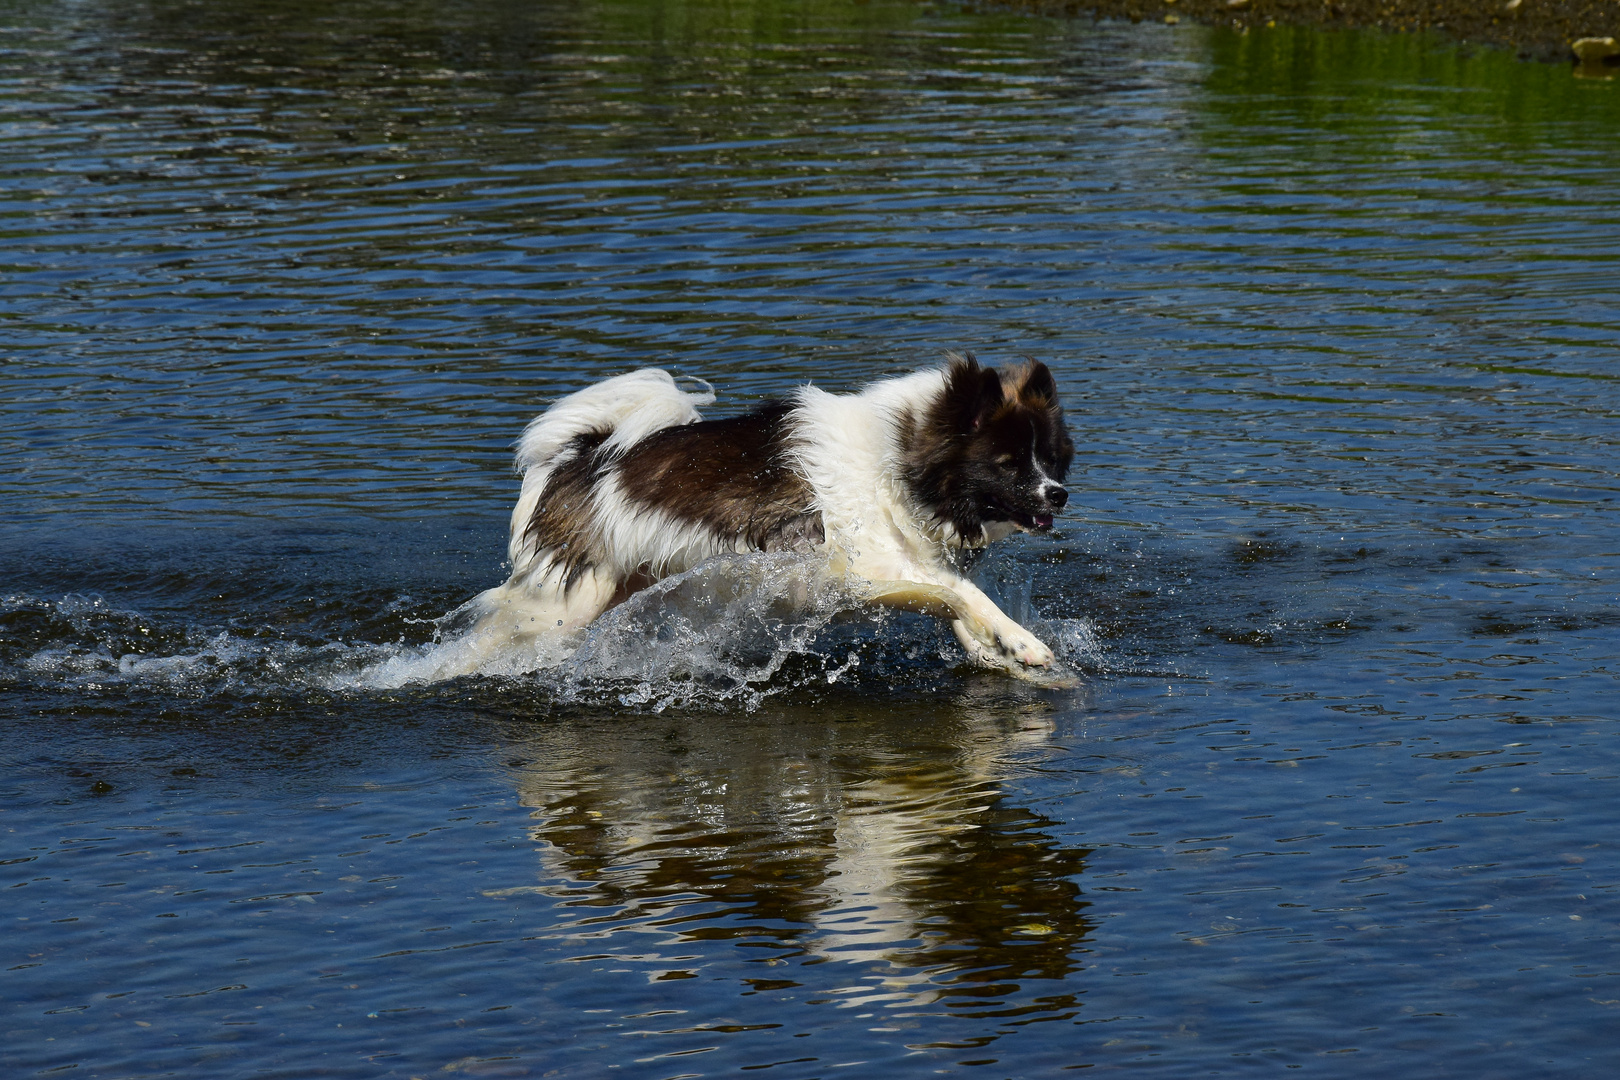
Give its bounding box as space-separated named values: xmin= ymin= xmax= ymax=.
xmin=465 ymin=353 xmax=1074 ymax=678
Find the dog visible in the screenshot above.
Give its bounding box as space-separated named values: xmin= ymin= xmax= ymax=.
xmin=457 ymin=353 xmax=1074 ymax=679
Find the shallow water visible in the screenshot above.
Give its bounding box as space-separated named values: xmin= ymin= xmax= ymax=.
xmin=4 ymin=0 xmax=1620 ymax=1075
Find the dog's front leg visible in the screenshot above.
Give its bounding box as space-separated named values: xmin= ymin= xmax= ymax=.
xmin=866 ymin=577 xmax=1055 ymax=673
xmin=942 ymin=577 xmax=1055 ymax=672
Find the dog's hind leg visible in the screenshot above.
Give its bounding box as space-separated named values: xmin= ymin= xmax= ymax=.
xmin=423 ymin=565 xmax=623 ymax=680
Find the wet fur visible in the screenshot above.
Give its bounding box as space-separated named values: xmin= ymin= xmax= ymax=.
xmin=460 ymin=354 xmax=1073 ymax=678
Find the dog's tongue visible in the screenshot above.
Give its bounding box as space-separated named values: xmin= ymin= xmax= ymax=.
xmin=1034 ymin=514 xmax=1054 ymax=530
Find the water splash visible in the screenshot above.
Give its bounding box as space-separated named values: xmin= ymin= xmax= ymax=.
xmin=2 ymin=593 xmax=367 ymax=694
xmin=344 ymin=553 xmax=935 ymax=710
xmin=4 ymin=555 xmax=1100 ymax=708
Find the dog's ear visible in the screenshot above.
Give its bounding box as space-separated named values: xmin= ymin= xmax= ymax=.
xmin=942 ymin=353 xmax=1005 ymax=434
xmin=1017 ymin=360 xmax=1058 ymax=407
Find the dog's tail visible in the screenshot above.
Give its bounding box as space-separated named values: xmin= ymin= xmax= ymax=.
xmin=514 ymin=368 xmax=714 ymax=476
xmin=507 ymin=368 xmax=714 ymax=566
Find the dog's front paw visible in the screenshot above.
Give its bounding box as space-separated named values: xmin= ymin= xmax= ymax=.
xmin=952 ymin=619 xmax=1053 ymax=671
xmin=999 ymin=627 xmax=1054 ymax=669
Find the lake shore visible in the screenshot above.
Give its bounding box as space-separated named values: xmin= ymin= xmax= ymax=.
xmin=992 ymin=0 xmax=1620 ymax=64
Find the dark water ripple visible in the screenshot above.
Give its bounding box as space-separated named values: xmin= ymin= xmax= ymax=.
xmin=3 ymin=0 xmax=1620 ymax=1076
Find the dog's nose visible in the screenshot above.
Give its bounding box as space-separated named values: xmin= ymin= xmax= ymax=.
xmin=1045 ymin=485 xmax=1068 ymax=509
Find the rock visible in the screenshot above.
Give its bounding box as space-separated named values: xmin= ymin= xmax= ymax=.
xmin=1571 ymin=36 xmax=1619 ymax=63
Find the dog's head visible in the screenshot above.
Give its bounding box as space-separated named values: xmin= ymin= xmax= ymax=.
xmin=905 ymin=353 xmax=1075 ymax=546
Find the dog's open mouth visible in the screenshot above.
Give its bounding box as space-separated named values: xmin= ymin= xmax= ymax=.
xmin=987 ymin=502 xmax=1056 ymax=532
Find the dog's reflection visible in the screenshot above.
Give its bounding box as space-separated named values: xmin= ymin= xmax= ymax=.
xmin=497 ymin=696 xmax=1092 ymax=1009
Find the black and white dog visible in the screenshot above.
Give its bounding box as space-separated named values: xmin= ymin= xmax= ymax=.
xmin=457 ymin=353 xmax=1074 ymax=679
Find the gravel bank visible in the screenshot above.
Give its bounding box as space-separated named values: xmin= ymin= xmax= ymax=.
xmin=995 ymin=0 xmax=1620 ymax=65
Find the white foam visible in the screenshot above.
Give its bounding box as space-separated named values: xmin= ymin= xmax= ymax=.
xmin=5 ymin=593 xmax=372 ymax=694
xmin=19 ymin=631 xmax=362 ymax=693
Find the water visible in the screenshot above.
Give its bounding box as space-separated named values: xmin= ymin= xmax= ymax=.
xmin=3 ymin=0 xmax=1619 ymax=1074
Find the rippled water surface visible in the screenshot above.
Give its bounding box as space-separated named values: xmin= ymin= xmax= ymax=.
xmin=4 ymin=0 xmax=1620 ymax=1075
